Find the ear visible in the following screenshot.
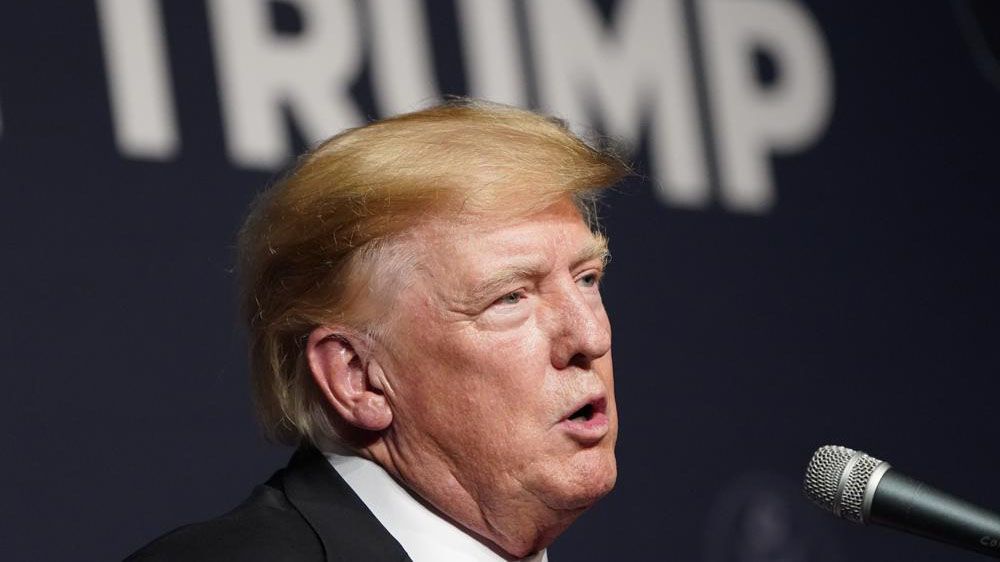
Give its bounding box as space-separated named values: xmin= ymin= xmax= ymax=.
xmin=306 ymin=326 xmax=392 ymax=432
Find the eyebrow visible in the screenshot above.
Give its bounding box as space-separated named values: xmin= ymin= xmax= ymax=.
xmin=465 ymin=235 xmax=610 ymax=304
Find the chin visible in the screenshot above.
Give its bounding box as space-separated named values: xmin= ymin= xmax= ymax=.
xmin=541 ymin=449 xmax=618 ymax=511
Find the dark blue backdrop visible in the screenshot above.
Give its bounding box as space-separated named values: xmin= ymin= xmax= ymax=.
xmin=4 ymin=1 xmax=999 ymax=560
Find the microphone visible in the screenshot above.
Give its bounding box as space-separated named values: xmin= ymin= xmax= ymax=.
xmin=803 ymin=445 xmax=1000 ymax=559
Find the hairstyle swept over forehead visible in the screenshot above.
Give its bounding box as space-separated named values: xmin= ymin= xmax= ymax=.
xmin=288 ymin=99 xmax=625 ymax=223
xmin=238 ymin=99 xmax=629 ymax=446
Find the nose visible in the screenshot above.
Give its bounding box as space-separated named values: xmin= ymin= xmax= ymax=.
xmin=547 ymin=280 xmax=612 ymax=370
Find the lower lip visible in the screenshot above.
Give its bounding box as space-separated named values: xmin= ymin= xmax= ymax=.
xmin=559 ymin=412 xmax=610 ymax=444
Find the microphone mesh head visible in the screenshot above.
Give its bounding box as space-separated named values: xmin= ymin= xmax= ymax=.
xmin=803 ymin=445 xmax=886 ymax=523
xmin=803 ymin=445 xmax=854 ymax=511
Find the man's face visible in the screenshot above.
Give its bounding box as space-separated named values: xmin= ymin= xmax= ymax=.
xmin=373 ymin=197 xmax=617 ymax=521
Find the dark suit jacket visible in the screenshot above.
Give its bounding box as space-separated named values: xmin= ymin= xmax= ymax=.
xmin=125 ymin=447 xmax=412 ymax=561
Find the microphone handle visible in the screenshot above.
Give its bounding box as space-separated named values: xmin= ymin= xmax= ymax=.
xmin=869 ymin=470 xmax=1000 ymax=559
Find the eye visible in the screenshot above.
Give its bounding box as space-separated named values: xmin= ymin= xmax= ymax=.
xmin=577 ymin=271 xmax=602 ymax=288
xmin=493 ymin=290 xmax=526 ymax=306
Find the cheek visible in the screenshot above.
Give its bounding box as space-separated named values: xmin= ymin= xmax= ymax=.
xmin=436 ymin=350 xmax=555 ymax=456
xmin=385 ymin=299 xmax=560 ymax=444
xmin=389 ymin=329 xmax=539 ymax=427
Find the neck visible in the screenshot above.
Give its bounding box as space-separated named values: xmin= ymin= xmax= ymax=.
xmin=356 ymin=439 xmax=580 ymax=559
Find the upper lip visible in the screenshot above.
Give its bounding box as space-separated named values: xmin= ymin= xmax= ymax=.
xmin=561 ymin=393 xmax=607 ymax=421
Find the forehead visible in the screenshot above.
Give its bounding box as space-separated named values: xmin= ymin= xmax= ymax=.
xmin=410 ymin=200 xmax=601 ymax=272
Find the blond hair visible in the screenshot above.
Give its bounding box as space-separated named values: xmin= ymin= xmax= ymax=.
xmin=238 ymin=100 xmax=628 ymax=446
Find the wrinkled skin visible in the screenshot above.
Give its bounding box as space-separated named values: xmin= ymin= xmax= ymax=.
xmin=312 ymin=198 xmax=618 ymax=558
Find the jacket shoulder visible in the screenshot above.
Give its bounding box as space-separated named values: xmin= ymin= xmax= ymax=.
xmin=125 ymin=484 xmax=323 ymax=562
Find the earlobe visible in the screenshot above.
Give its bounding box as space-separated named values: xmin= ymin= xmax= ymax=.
xmin=306 ymin=326 xmax=393 ymax=432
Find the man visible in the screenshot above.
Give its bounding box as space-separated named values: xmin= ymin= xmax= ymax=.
xmin=127 ymin=100 xmax=628 ymax=561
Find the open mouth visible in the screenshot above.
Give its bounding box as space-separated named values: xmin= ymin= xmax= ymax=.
xmin=559 ymin=396 xmax=610 ymax=443
xmin=566 ymin=397 xmax=606 ymax=423
xmin=569 ymin=403 xmax=596 ymax=422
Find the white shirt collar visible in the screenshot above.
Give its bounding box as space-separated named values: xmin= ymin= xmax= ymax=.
xmin=324 ymin=450 xmax=548 ymax=562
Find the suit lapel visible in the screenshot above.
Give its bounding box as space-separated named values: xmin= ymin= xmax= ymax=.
xmin=282 ymin=447 xmax=412 ymax=562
